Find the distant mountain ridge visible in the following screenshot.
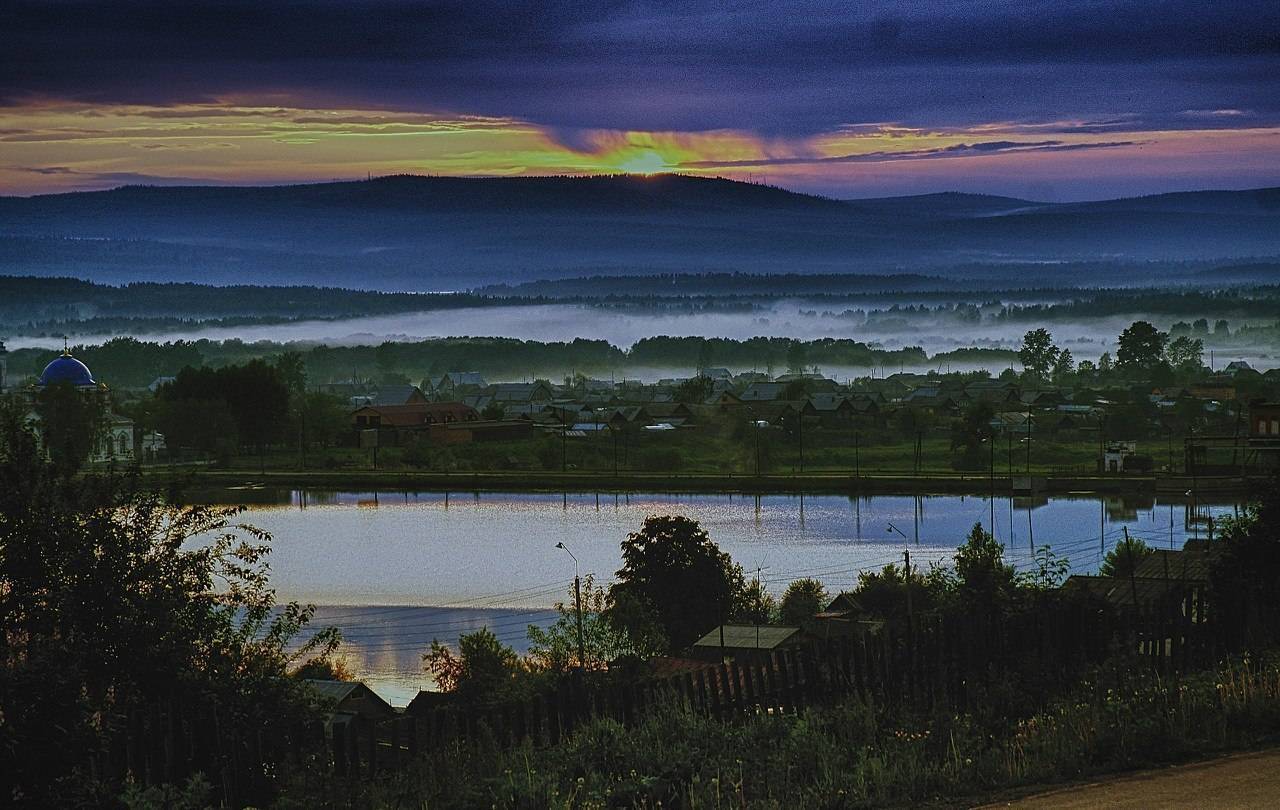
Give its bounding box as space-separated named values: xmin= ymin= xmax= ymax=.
xmin=1 ymin=174 xmax=1277 ymax=290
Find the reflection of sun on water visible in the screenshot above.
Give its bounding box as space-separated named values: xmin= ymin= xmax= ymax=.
xmin=615 ymin=149 xmax=670 ymax=175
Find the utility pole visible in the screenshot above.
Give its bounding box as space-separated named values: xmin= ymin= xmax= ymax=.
xmin=798 ymin=411 xmax=804 ymax=473
xmin=854 ymin=431 xmax=861 ymax=482
xmin=555 ymin=542 xmax=585 ymax=670
xmin=754 ymin=411 xmax=761 ymax=476
xmin=903 ymin=549 xmax=914 ymax=622
xmin=1123 ymin=526 xmax=1140 ymax=609
xmin=574 ymin=574 xmax=585 ymax=669
xmin=988 ymin=436 xmax=996 ymax=537
xmin=755 ymin=566 xmax=763 ymax=651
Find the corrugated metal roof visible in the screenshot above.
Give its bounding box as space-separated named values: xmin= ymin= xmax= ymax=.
xmin=692 ymin=624 xmax=804 ymax=650
xmin=303 ymin=679 xmax=361 ymax=702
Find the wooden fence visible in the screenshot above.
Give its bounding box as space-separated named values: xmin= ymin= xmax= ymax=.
xmin=103 ymin=587 xmax=1222 ymax=803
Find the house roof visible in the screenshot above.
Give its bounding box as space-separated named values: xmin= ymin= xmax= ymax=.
xmin=353 ymin=402 xmax=478 ymax=426
xmin=904 ymin=386 xmax=943 ymax=401
xmin=805 ymin=393 xmax=850 ymax=411
xmin=1064 ymin=575 xmax=1202 ymax=610
xmin=304 ymin=680 xmax=365 ymax=702
xmin=491 ymin=382 xmax=551 ymax=401
xmin=370 ymin=385 xmax=426 ymax=406
xmin=443 ymin=371 xmax=487 ymax=387
xmin=740 ymin=382 xmax=790 ymax=401
xmin=691 ymin=624 xmax=805 ymax=650
xmin=1132 ymin=543 xmax=1212 ymax=583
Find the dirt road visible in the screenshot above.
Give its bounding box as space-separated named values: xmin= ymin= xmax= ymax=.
xmin=984 ymin=749 xmax=1280 ymax=808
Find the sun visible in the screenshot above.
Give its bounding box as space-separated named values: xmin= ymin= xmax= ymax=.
xmin=616 ymin=149 xmax=670 ymax=175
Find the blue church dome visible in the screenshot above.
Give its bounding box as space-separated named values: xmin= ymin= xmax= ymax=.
xmin=38 ymin=353 xmax=96 ymax=387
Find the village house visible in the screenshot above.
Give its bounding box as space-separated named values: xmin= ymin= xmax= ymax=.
xmin=1251 ymin=401 xmax=1280 ymax=437
xmin=351 ymin=401 xmax=479 ymax=445
xmin=430 ymin=371 xmax=488 ymax=398
xmin=739 ymin=381 xmax=790 ymax=403
xmin=303 ymin=680 xmax=397 ymax=723
xmin=368 ymin=384 xmax=428 ymax=407
xmin=802 ymin=393 xmax=856 ymax=427
xmin=491 ymin=381 xmax=554 ymax=404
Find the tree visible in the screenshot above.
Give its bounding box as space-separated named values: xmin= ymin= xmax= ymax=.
xmin=480 ymin=400 xmax=507 ymax=420
xmin=423 ymin=627 xmax=523 ymax=704
xmin=674 ymin=375 xmax=713 ymax=405
xmin=1116 ymin=321 xmax=1169 ymax=374
xmin=1165 ymin=335 xmax=1204 ymax=374
xmin=300 ymin=391 xmax=351 ymax=448
xmin=1099 ymin=535 xmax=1153 ymax=578
xmin=157 ymin=361 xmax=291 ymax=454
xmin=781 ymin=378 xmax=810 ymax=401
xmin=1022 ymin=544 xmax=1071 ymax=590
xmin=0 ymin=411 xmax=334 ymax=803
xmin=951 ymin=523 xmax=1018 ymax=612
xmin=734 ymin=577 xmax=777 ymax=624
xmin=780 ymin=578 xmax=829 ymax=625
xmin=607 ymin=516 xmax=746 ymax=653
xmin=1018 ymin=328 xmax=1060 ymax=378
xmin=1051 ymin=347 xmax=1075 ymax=382
xmin=950 ymin=401 xmax=994 ymax=471
xmin=273 ymin=351 xmax=307 ymax=396
xmin=849 ymin=563 xmax=935 ymax=619
xmin=33 ymin=382 xmax=108 ymax=477
xmin=1207 ymin=477 xmax=1280 ymax=649
xmin=526 ymin=574 xmax=658 ymax=672
xmin=785 ymin=341 xmax=808 ymax=375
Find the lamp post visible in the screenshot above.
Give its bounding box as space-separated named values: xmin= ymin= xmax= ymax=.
xmin=555 ymin=541 xmax=585 ymax=670
xmin=887 ymin=523 xmax=914 ymax=628
xmin=982 ymin=436 xmax=995 ymax=536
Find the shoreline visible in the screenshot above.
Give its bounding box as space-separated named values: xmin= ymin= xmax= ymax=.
xmin=140 ymin=468 xmax=1255 ymax=497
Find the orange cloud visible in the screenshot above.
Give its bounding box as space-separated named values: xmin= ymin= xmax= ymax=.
xmin=1 ymin=100 xmax=1277 ymax=199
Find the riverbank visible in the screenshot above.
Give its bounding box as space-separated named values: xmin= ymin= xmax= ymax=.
xmin=140 ymin=467 xmax=1256 ymax=496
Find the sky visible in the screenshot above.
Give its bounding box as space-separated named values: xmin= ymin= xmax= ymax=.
xmin=3 ymin=0 xmax=1279 ymax=200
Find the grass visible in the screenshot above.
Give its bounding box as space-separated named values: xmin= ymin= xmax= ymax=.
xmin=151 ymin=429 xmax=1114 ymax=480
xmin=273 ymin=653 xmax=1280 ymax=808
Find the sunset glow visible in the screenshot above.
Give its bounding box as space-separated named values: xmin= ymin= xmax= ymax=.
xmin=2 ymin=100 xmax=1277 ymax=200
xmin=3 ymin=1 xmax=1278 ymax=199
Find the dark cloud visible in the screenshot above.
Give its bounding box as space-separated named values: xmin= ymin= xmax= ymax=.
xmin=681 ymin=139 xmax=1143 ymax=168
xmin=10 ymin=166 xmax=222 ymax=186
xmin=2 ymin=2 xmax=1278 ymax=134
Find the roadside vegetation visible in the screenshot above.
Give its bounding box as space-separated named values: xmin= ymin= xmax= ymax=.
xmin=295 ymin=653 xmax=1280 ymax=809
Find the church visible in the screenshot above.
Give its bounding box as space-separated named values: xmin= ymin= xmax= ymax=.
xmin=23 ymin=349 xmax=164 ymax=464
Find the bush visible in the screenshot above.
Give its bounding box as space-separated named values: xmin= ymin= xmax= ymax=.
xmin=637 ymin=447 xmax=682 ymax=471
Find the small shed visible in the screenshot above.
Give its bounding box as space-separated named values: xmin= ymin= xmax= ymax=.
xmin=688 ymin=624 xmax=806 ymax=666
xmin=303 ymin=680 xmax=397 ymax=722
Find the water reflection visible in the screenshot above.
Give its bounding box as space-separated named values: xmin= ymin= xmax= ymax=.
xmin=208 ymin=488 xmax=1238 ymax=705
xmin=290 ymin=605 xmax=558 ymax=706
xmin=186 ymin=488 xmax=1237 ymax=606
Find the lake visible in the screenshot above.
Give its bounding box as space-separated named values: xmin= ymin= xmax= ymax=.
xmin=203 ymin=488 xmax=1238 ymax=704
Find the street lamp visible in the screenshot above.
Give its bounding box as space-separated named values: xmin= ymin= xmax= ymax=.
xmin=982 ymin=436 xmax=995 ymax=536
xmin=554 ymin=542 xmax=585 ymax=669
xmin=886 ymin=524 xmax=914 ymax=621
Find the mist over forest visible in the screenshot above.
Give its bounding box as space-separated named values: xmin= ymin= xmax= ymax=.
xmin=2 ymin=175 xmax=1279 ymax=290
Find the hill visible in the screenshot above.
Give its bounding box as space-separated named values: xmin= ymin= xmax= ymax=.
xmin=1 ymin=175 xmax=1277 ymax=290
